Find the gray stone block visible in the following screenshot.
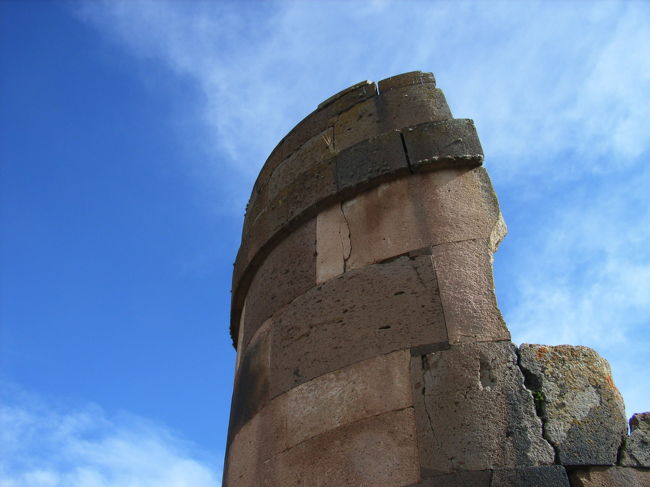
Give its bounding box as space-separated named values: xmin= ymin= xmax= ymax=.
xmin=335 ymin=130 xmax=409 ymax=192
xmin=519 ymin=345 xmax=627 ymax=466
xmin=378 ymin=71 xmax=436 ymax=92
xmin=402 ymin=119 xmax=483 ymax=171
xmin=620 ymin=412 xmax=650 ymax=467
xmin=412 ymin=341 xmax=554 ymax=474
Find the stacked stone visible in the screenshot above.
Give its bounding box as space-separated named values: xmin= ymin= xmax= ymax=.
xmin=222 ymin=72 xmax=649 ymax=486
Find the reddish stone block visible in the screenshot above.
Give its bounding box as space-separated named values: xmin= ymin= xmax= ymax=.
xmin=241 ymin=218 xmax=316 ymax=350
xmin=270 ymin=255 xmax=447 ymax=397
xmin=431 ymin=239 xmax=510 ymax=344
xmin=261 ymin=408 xmax=420 ymax=487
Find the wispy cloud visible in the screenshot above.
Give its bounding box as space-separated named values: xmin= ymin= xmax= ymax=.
xmin=0 ymin=385 xmax=221 ymax=487
xmin=74 ymin=1 xmax=650 ymax=203
xmin=502 ymin=165 xmax=650 ymax=417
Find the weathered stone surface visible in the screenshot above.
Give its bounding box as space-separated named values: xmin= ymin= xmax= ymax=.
xmin=335 ymin=130 xmax=409 ymax=192
xmin=266 ymin=127 xmax=335 ymax=204
xmin=261 ymin=408 xmax=420 ymax=487
xmin=380 ymin=85 xmax=452 ymax=137
xmin=569 ymin=467 xmax=650 ymax=487
xmin=332 ymin=83 xmax=451 ymax=151
xmin=241 ymin=218 xmax=316 ymax=350
xmin=225 ymin=350 xmax=413 ymax=480
xmin=340 ymin=168 xmax=502 ymax=271
xmin=378 ymin=71 xmax=436 ymax=93
xmin=227 ymin=320 xmax=271 ymax=445
xmin=620 ymin=412 xmax=650 ymax=467
xmin=409 ymin=470 xmax=491 ymax=486
xmin=402 ymin=119 xmax=483 ymax=171
xmin=519 ymin=345 xmax=627 ymax=466
xmin=270 ymin=254 xmax=447 ymax=397
xmin=491 ymin=466 xmax=569 ymax=486
xmin=316 ymin=202 xmax=350 ymax=283
xmin=412 ymin=341 xmax=554 ymax=474
xmin=431 ymin=239 xmax=510 ymax=343
xmin=318 ymin=79 xmax=377 ymax=111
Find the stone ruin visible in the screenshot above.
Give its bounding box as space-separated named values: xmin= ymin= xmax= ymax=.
xmin=222 ymin=72 xmax=649 ymax=486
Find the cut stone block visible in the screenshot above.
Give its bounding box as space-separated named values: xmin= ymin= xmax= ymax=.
xmin=340 ymin=168 xmax=502 ymax=271
xmin=241 ymin=218 xmax=316 ymax=350
xmin=266 ymin=126 xmax=335 ymax=204
xmin=569 ymin=466 xmax=650 ymax=487
xmin=409 ymin=470 xmax=491 ymax=486
xmin=270 ymin=255 xmax=447 ymax=397
xmin=402 ymin=119 xmax=483 ymax=171
xmin=620 ymin=412 xmax=650 ymax=467
xmin=412 ymin=341 xmax=554 ymax=474
xmin=261 ymin=408 xmax=420 ymax=487
xmin=378 ymin=71 xmax=436 ymax=93
xmin=431 ymin=239 xmax=510 ymax=343
xmin=335 ymin=130 xmax=409 ymax=192
xmin=490 ymin=466 xmax=569 ymax=486
xmin=316 ymin=202 xmax=350 ymax=283
xmin=225 ymin=350 xmax=413 ymax=480
xmin=227 ymin=320 xmax=271 ymax=446
xmin=519 ymin=344 xmax=627 ymax=466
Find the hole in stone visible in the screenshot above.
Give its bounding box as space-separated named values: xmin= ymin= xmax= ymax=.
xmin=379 ymin=325 xmax=391 ymax=330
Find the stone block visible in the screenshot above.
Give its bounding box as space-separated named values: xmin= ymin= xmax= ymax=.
xmin=281 ymin=349 xmax=412 ymax=449
xmin=340 ymin=167 xmax=502 ymax=271
xmin=261 ymin=408 xmax=420 ymax=487
xmin=491 ymin=466 xmax=569 ymax=486
xmin=430 ymin=239 xmax=510 ymax=343
xmin=412 ymin=341 xmax=554 ymax=474
xmin=227 ymin=321 xmax=271 ymax=446
xmin=316 ymin=202 xmax=350 ymax=283
xmin=241 ymin=218 xmax=316 ymax=350
xmin=318 ymin=79 xmax=377 ymax=111
xmin=620 ymin=412 xmax=650 ymax=467
xmin=569 ymin=467 xmax=650 ymax=487
xmin=380 ymin=86 xmax=452 ymax=136
xmin=333 ymin=83 xmax=451 ymax=152
xmin=378 ymin=71 xmax=436 ymax=93
xmin=270 ymin=255 xmax=447 ymax=397
xmin=266 ymin=127 xmax=335 ymax=204
xmin=410 ymin=470 xmax=491 ymax=486
xmin=519 ymin=345 xmax=627 ymax=466
xmin=225 ymin=349 xmax=413 ymax=485
xmin=402 ymin=119 xmax=483 ymax=172
xmin=335 ymin=130 xmax=409 ymax=192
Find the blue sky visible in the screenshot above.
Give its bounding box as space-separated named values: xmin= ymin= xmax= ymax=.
xmin=1 ymin=1 xmax=649 ymax=485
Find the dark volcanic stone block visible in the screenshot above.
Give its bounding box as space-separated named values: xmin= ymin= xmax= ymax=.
xmin=378 ymin=71 xmax=436 ymax=92
xmin=519 ymin=345 xmax=627 ymax=466
xmin=335 ymin=130 xmax=409 ymax=192
xmin=402 ymin=119 xmax=483 ymax=171
xmin=269 ymin=254 xmax=447 ymax=398
xmin=491 ymin=466 xmax=569 ymax=486
xmin=227 ymin=323 xmax=271 ymax=446
xmin=412 ymin=341 xmax=554 ymax=474
xmin=620 ymin=412 xmax=650 ymax=467
xmin=241 ymin=218 xmax=316 ymax=350
xmin=569 ymin=466 xmax=650 ymax=487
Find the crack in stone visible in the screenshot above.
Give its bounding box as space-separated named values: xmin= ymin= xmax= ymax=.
xmin=516 ymin=347 xmax=561 ymax=465
xmin=339 ymin=201 xmax=352 ymax=273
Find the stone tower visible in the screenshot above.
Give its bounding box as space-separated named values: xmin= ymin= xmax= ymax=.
xmin=223 ymin=72 xmax=649 ymax=486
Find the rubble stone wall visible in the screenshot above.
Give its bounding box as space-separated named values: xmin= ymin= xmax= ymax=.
xmin=223 ymin=72 xmax=649 ymax=486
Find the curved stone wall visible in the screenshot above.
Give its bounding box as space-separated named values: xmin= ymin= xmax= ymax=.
xmin=223 ymin=72 xmax=649 ymax=487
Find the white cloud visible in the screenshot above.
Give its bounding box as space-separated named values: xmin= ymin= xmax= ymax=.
xmin=73 ymin=0 xmax=650 ymax=197
xmin=503 ymin=166 xmax=650 ymax=417
xmin=0 ymin=387 xmax=221 ymax=487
